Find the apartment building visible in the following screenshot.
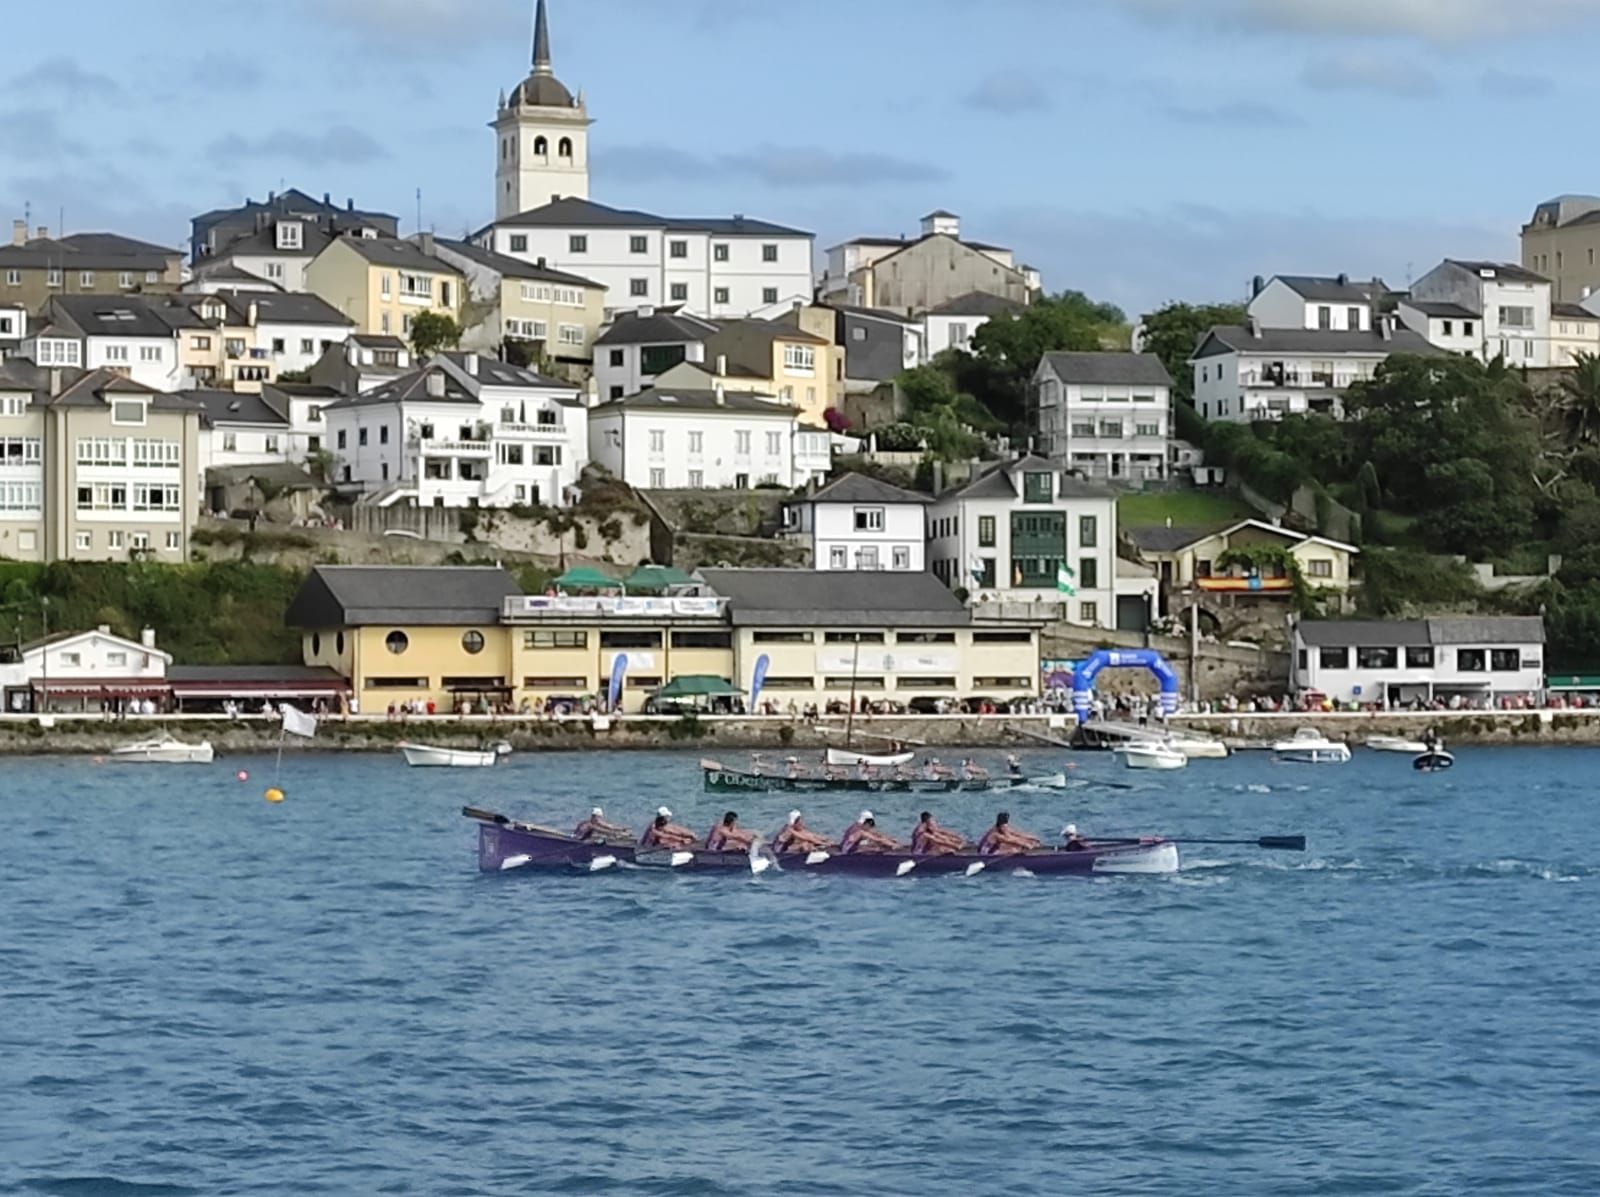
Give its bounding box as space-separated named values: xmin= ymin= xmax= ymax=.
xmin=190 ymin=189 xmax=397 ymax=265
xmin=783 ymin=472 xmax=929 ymax=572
xmin=821 ymin=211 xmax=1036 ymax=314
xmin=304 ymin=234 xmax=465 ymax=340
xmin=1406 ymin=259 xmax=1554 ymax=367
xmin=1030 ymin=351 xmax=1173 ymax=482
xmin=1 ymin=223 xmax=183 ymax=313
xmin=1521 ymin=195 xmax=1600 ymax=304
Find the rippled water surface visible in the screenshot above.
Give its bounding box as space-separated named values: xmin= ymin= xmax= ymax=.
xmin=4 ymin=745 xmax=1600 ymax=1195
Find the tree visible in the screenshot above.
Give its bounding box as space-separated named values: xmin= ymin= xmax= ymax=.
xmin=963 ymin=291 xmax=1127 ymax=429
xmin=410 ymin=312 xmax=462 ymax=357
xmin=1138 ymin=300 xmax=1247 ymax=402
xmin=1559 ymin=352 xmax=1600 ymax=444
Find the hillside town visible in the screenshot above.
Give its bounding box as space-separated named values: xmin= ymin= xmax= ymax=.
xmin=0 ymin=0 xmax=1595 ymax=723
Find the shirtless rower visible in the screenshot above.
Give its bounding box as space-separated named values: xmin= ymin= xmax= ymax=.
xmin=772 ymin=809 xmax=830 ymax=853
xmin=573 ymin=806 xmax=631 ymax=842
xmin=705 ymin=810 xmax=756 ymax=852
xmin=840 ymin=810 xmax=900 ymax=854
xmin=962 ymin=757 xmax=990 ymax=781
xmin=640 ymin=806 xmax=697 ymax=849
xmin=910 ymin=810 xmax=967 ymax=855
xmin=976 ymin=811 xmax=1043 ymax=856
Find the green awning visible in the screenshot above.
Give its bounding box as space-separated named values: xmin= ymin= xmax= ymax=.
xmin=1549 ymin=674 xmax=1600 ymax=690
xmin=553 ymin=565 xmax=619 ymax=591
xmin=654 ymin=675 xmax=742 ymax=699
xmin=623 ymin=564 xmax=696 ymax=592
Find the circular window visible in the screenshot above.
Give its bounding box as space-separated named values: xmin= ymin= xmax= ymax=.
xmin=336 ymin=632 xmax=346 ymax=656
xmin=311 ymin=633 xmax=321 ymax=656
xmin=462 ymin=630 xmax=485 ymax=655
xmin=386 ymin=631 xmax=409 ymax=655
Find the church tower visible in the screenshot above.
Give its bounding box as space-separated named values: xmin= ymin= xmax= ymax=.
xmin=492 ymin=0 xmax=591 ymax=219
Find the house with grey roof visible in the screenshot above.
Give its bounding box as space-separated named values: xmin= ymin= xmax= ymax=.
xmin=1407 ymin=259 xmax=1554 ymax=367
xmin=820 ymin=211 xmax=1038 ymax=316
xmin=1291 ymin=616 xmax=1545 ymax=705
xmin=1030 ymin=351 xmax=1174 ymax=482
xmin=593 ymin=306 xmax=720 ymax=400
xmin=783 ymin=471 xmax=930 ymax=573
xmin=190 ymin=189 xmax=397 ymax=267
xmin=923 ymin=290 xmax=1022 ymax=357
xmin=2 ymin=221 xmax=183 ymax=314
xmin=1246 ymin=274 xmax=1388 ymax=333
xmin=1191 ymin=318 xmax=1439 ymax=424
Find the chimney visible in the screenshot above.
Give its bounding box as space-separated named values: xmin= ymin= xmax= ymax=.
xmin=36 ymin=226 xmax=48 ymax=240
xmin=49 ymin=367 xmax=61 ymax=395
xmin=637 ymin=304 xmax=654 ymax=318
xmin=1251 ymin=274 xmax=1265 ymax=297
xmin=98 ymin=624 xmax=111 ymax=634
xmin=1337 ymin=272 xmax=1349 ymax=287
xmin=1247 ymin=316 xmax=1261 ymax=339
xmin=141 ymin=627 xmax=156 ymax=648
xmin=715 ymin=354 xmax=727 ymax=376
xmin=714 ymin=382 xmax=726 ymax=406
xmin=426 ymin=370 xmax=446 ymax=396
xmin=419 ymin=231 xmax=435 ymax=256
xmin=323 ymin=191 xmax=331 ymax=206
xmin=464 ymin=352 xmax=479 ymax=376
xmin=247 ymin=301 xmax=259 ymax=327
xmin=347 ymin=198 xmax=355 ymax=211
xmin=931 ymin=460 xmax=944 ymax=496
xmin=536 ymin=256 xmax=547 ymax=268
xmin=11 ymin=219 xmax=24 ymax=247
xmin=1379 ymin=315 xmax=1393 ymax=341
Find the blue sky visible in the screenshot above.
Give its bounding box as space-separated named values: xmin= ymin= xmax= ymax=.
xmin=3 ymin=0 xmax=1596 ymax=316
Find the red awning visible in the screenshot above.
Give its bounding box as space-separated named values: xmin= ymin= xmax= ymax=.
xmin=35 ymin=679 xmax=171 ymax=697
xmin=169 ymin=681 xmax=347 ymax=697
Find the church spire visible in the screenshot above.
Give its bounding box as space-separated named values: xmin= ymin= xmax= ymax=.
xmin=532 ymin=0 xmax=552 ymax=74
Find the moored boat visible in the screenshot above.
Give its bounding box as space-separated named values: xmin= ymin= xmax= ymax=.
xmin=464 ymin=808 xmax=1180 ymax=877
xmin=1166 ymin=732 xmax=1229 ymax=759
xmin=1366 ymin=734 xmax=1429 ymax=754
xmin=1413 ymin=747 xmax=1455 ymax=772
xmin=1272 ymin=727 xmax=1351 ymax=764
xmin=1120 ymin=740 xmax=1188 ymax=771
xmin=702 ymin=760 xmax=1047 ymax=793
xmin=109 ymin=733 xmax=214 ymax=764
xmin=399 ymin=741 xmax=511 ymax=768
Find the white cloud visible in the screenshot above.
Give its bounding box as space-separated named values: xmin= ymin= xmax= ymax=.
xmin=1118 ymin=0 xmax=1595 ymax=42
xmin=1301 ymin=54 xmax=1437 ymax=98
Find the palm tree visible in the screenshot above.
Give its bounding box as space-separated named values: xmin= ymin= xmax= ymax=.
xmin=1559 ymin=352 xmax=1600 ymax=444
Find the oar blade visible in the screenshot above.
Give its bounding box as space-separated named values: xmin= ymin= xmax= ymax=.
xmin=1257 ymin=835 xmax=1306 ymax=851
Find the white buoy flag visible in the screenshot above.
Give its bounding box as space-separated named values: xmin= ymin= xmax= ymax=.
xmin=280 ymin=703 xmax=318 ymax=738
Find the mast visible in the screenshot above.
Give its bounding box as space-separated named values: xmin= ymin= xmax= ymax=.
xmin=845 ymin=633 xmax=861 ymax=745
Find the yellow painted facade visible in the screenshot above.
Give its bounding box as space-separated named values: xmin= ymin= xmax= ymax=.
xmin=1142 ymin=521 xmax=1357 ymax=598
xmin=304 ymin=238 xmax=465 ymax=340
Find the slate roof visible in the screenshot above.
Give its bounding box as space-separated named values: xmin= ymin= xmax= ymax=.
xmin=1274 ymin=275 xmax=1382 ymax=303
xmin=1125 ymin=524 xmax=1229 ymax=553
xmin=208 ymin=223 xmax=332 ymax=259
xmin=592 ymin=385 xmax=793 ymax=415
xmin=1192 ymin=325 xmax=1440 ymax=359
xmin=1295 ymin=617 xmax=1542 ymax=648
xmin=1296 ymin=620 xmax=1430 ymax=648
xmin=1403 ymin=300 xmax=1476 ymax=319
xmin=209 ymin=289 xmax=353 ymax=327
xmin=191 ymin=261 xmax=283 ymax=288
xmin=595 ymin=309 xmax=719 ymax=347
xmin=1446 ymin=260 xmax=1549 ymax=285
xmin=0 ymin=233 xmax=178 ymax=271
xmin=941 ymin=456 xmax=1115 ymax=502
xmin=438 ymin=351 xmax=583 ymax=398
xmin=926 ymin=291 xmax=1023 ymax=317
xmin=432 ymin=238 xmax=600 ymax=288
xmin=698 ymin=568 xmax=969 ymax=627
xmin=335 ymin=235 xmax=459 ymax=272
xmin=321 ymin=366 xmax=475 ymax=409
xmin=204 ymin=462 xmax=320 ymax=490
xmin=495 ymin=196 xmax=809 ymax=237
xmin=49 ymin=295 xmax=175 ymax=339
xmin=1041 ymin=351 xmax=1173 ymax=387
xmin=285 ymin=566 xmax=523 ymax=628
xmin=351 ymin=334 xmax=408 ymax=350
xmin=1426 ymin=616 xmax=1545 ymax=645
xmin=189 ymin=389 xmax=288 ymax=427
xmin=1553 ymin=302 xmax=1596 ymax=320
xmin=712 ymin=317 xmax=829 ymax=348
xmin=44 ymin=368 xmax=200 ymax=412
xmin=806 ymin=472 xmax=930 ymax=506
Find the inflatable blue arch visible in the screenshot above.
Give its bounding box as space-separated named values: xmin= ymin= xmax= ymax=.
xmin=1071 ymin=649 xmax=1180 ymax=724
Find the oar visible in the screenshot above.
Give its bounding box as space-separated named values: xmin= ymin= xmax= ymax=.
xmin=1094 ymin=834 xmax=1306 ymax=851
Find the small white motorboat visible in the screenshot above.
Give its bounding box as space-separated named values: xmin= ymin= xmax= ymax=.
xmin=1272 ymin=727 xmax=1351 ymax=764
xmin=1366 ymin=735 xmax=1429 ymax=754
xmin=110 ymin=733 xmax=215 ymax=764
xmin=1165 ymin=732 xmax=1229 ymax=759
xmin=824 ymin=746 xmax=915 ymax=768
xmin=1120 ymin=740 xmax=1189 ymax=770
xmin=398 ymin=741 xmax=511 ymax=768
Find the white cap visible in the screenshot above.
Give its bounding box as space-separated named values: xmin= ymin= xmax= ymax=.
xmin=591 ymin=806 xmax=603 ymax=817
xmin=657 ymin=806 xmax=672 ymax=818
xmin=788 ymin=810 xmax=801 ymax=825
xmin=1062 ymin=823 xmax=1078 ymax=836
xmin=859 ymin=810 xmax=874 ymax=822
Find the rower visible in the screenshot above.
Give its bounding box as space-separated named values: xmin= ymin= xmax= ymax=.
xmin=1061 ymin=823 xmax=1090 ymax=852
xmin=785 ymin=756 xmax=804 ymax=779
xmin=706 ymin=810 xmax=756 ymax=852
xmin=640 ymin=806 xmax=697 ymax=849
xmin=573 ymin=806 xmax=630 ymax=842
xmin=840 ymin=810 xmax=900 ymax=854
xmin=926 ymin=758 xmax=956 ymax=780
xmin=773 ymin=809 xmax=829 ymax=853
xmin=910 ymin=811 xmax=966 ymax=855
xmin=1005 ymin=754 xmax=1023 ymax=778
xmin=962 ymin=757 xmax=990 ymax=781
xmin=976 ymin=811 xmax=1043 ymax=856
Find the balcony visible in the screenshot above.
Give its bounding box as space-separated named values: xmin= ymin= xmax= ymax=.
xmin=503 ymin=595 xmax=728 ymax=620
xmin=1241 ymin=369 xmax=1365 ymax=389
xmin=495 ymin=421 xmax=565 ymax=440
xmin=416 ymin=439 xmax=492 ymax=456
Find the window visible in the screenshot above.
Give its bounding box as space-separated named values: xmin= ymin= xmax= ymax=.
xmin=630 ymin=278 xmax=649 ymax=297
xmin=366 ymin=676 xmax=429 ymax=689
xmin=193 ymin=335 xmax=211 ymax=351
xmin=1135 ymin=422 xmax=1160 ymax=437
xmin=380 ymin=273 xmax=392 ymax=299
xmin=1098 ymin=420 xmax=1122 ymax=438
xmin=111 ymin=401 xmax=145 ymax=425
xmin=81 ymin=271 xmax=96 ymax=287
xmin=783 ymin=345 xmax=815 ymax=374
xmin=754 ymin=631 xmax=813 ymax=644
xmin=1490 ymin=648 xmax=1521 ymax=672
xmin=1347 ymin=306 xmax=1362 ymax=329
xmin=569 ymin=234 xmax=588 ymax=253
xmin=714 ymin=287 xmax=730 ymax=305
xmin=37 ymin=339 xmax=81 ymax=366
xmin=825 ymin=631 xmax=884 ymax=643
xmin=735 ymin=430 xmax=752 ymax=454
xmin=829 ymin=545 xmax=848 ymax=569
xmin=1499 ymin=306 xmax=1535 ymax=329
xmin=461 ymin=630 xmax=486 ymax=654
xmin=263 ymin=434 xmax=280 ymax=454
xmin=222 ymin=432 xmax=238 ymax=452
xmin=1022 ymin=472 xmax=1052 ymax=503
xmin=609 ymin=386 xmax=624 ymax=400
xmin=600 ymin=631 xmax=661 ymax=649
xmin=854 ymin=507 xmax=885 ymax=532
xmin=4 ymin=269 xmax=18 ymax=285
xmin=337 ymin=430 xmax=347 ymax=450
xmin=630 ymin=235 xmax=649 ymax=254
xmin=271 ymin=338 xmax=285 ymax=353
xmin=1079 ymin=515 xmax=1098 ymax=547
xmin=713 ymin=244 xmax=729 ymax=262
xmin=300 ymin=338 xmax=314 ymax=354
xmin=1080 ymin=601 xmax=1098 ymax=624
xmin=48 ymin=268 xmax=62 ymax=287
xmin=386 ymin=631 xmax=410 ymax=654
xmin=671 ymin=630 xmax=733 ymax=649
xmin=524 ymin=630 xmax=587 ymax=649
xmin=1356 ymin=646 xmax=1398 ymax=669
xmin=1306 ymin=558 xmax=1333 ymax=578
xmin=892 ymin=545 xmax=910 ymax=570
xmin=978 ymin=515 xmax=996 ymax=547
xmin=358 ymin=428 xmax=368 ymax=446
xmin=1078 ymin=558 xmax=1098 ymax=589
xmin=669 ymin=239 xmax=688 ymax=259
xmin=972 ymin=631 xmax=1032 ymax=644
xmin=687 ymin=470 xmax=703 ymax=487
xmin=119 ymin=271 xmax=134 ymax=288
xmin=762 ymin=244 xmax=778 ymax=263
xmin=1442 ymin=320 xmax=1454 ymax=336
xmin=857 ymin=546 xmax=881 ymax=569
xmin=166 ymin=531 xmax=180 ymax=550
xmin=670 ymin=283 xmax=688 ymax=302
xmin=735 ymin=473 xmax=749 ymax=489
xmin=108 ymin=531 xmax=126 ymax=550
xmin=762 ymin=288 xmax=778 ymax=305
xmin=649 ymin=429 xmax=665 ymax=453
xmin=1319 ymin=646 xmax=1349 ymax=669
xmin=688 ymin=431 xmax=703 ymax=454
xmin=1463 ymin=321 xmax=1475 ymax=337
xmin=649 ymin=468 xmax=665 ymax=487
xmin=1317 ymin=305 xmax=1331 ymax=329
xmin=765 ymin=431 xmax=782 ymax=456
xmin=1406 ymin=646 xmax=1434 ymax=668
xmin=105 ymin=345 xmax=129 ymax=362
xmin=130 ymin=532 xmax=150 ymax=551
xmin=75 ymin=530 xmax=91 ymax=551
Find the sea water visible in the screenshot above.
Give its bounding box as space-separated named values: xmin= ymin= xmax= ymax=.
xmin=3 ymin=747 xmax=1598 ymax=1195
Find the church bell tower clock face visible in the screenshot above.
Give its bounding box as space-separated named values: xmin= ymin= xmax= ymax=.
xmin=493 ymin=0 xmax=592 ymax=219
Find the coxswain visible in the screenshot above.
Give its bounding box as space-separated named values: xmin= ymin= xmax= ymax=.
xmin=772 ymin=810 xmax=830 ymax=853
xmin=706 ymin=810 xmax=756 ymax=852
xmin=640 ymin=806 xmax=697 ymax=848
xmin=1061 ymin=823 xmax=1090 ymax=852
xmin=1005 ymin=754 xmax=1024 ymax=779
xmin=573 ymin=806 xmax=630 ymax=842
xmin=976 ymin=811 xmax=1043 ymax=856
xmin=840 ymin=810 xmax=900 ymax=854
xmin=910 ymin=811 xmax=966 ymax=855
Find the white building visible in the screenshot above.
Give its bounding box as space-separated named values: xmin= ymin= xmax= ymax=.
xmin=1394 ymin=300 xmax=1481 ymax=357
xmin=308 ymin=335 xmax=415 ymax=397
xmin=588 ymin=363 xmax=829 ymax=490
xmin=0 ymin=303 xmax=25 ymax=353
xmin=322 ymin=351 xmax=586 ymax=508
xmin=0 ymin=626 xmax=170 ymax=714
xmin=193 ymin=390 xmax=293 ymax=487
xmin=223 ymin=290 xmax=355 ymax=378
xmin=1405 ymin=259 xmax=1553 ymax=367
xmin=1030 ymin=351 xmax=1174 ymax=482
xmin=1191 ymin=318 xmax=1438 ymax=423
xmin=191 ymin=218 xmax=331 ymax=293
xmin=40 ymin=295 xmax=182 ymax=392
xmin=593 ymin=307 xmax=718 ymax=401
xmin=922 ymin=291 xmax=1020 ymax=358
xmin=477 ymin=197 xmax=813 ymax=320
xmin=492 ymin=0 xmax=591 ymax=217
xmin=1246 ymin=274 xmax=1382 ymax=331
xmin=820 ymin=210 xmax=1039 ymax=312
xmin=927 ymin=455 xmax=1129 ymax=629
xmin=1291 ymin=617 xmax=1545 ymax=706
xmin=784 ymin=472 xmax=929 ymax=572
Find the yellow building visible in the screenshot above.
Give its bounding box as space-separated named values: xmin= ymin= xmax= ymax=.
xmin=286 ymin=564 xmax=1044 ymax=714
xmin=1128 ymin=518 xmax=1358 ymax=612
xmin=1551 ymin=302 xmax=1600 ymax=367
xmin=304 ymin=234 xmax=465 ymax=341
xmin=705 ymin=318 xmax=838 ymax=426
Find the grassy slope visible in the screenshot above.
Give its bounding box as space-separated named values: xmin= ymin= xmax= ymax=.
xmin=1116 ymin=490 xmax=1258 ymax=530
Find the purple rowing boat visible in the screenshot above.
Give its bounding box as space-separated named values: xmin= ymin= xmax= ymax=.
xmin=463 ymin=808 xmax=1180 ymax=877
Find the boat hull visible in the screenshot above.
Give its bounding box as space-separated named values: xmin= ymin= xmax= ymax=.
xmin=1274 ymin=747 xmax=1352 ymax=764
xmin=1169 ymin=738 xmax=1228 ymax=759
xmin=400 ymin=743 xmax=500 ymax=768
xmin=109 ymin=740 xmax=214 ymax=764
xmin=824 ymin=747 xmax=916 ymax=768
xmin=470 ymin=815 xmax=1178 ymax=877
xmin=1366 ymin=736 xmax=1428 ymax=753
xmin=1413 ymin=750 xmax=1455 ymax=772
xmin=704 ymin=767 xmax=1034 ymax=793
xmin=1123 ymin=746 xmax=1188 ymax=770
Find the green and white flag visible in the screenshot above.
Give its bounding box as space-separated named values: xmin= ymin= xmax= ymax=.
xmin=1056 ymin=563 xmax=1076 ymax=596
